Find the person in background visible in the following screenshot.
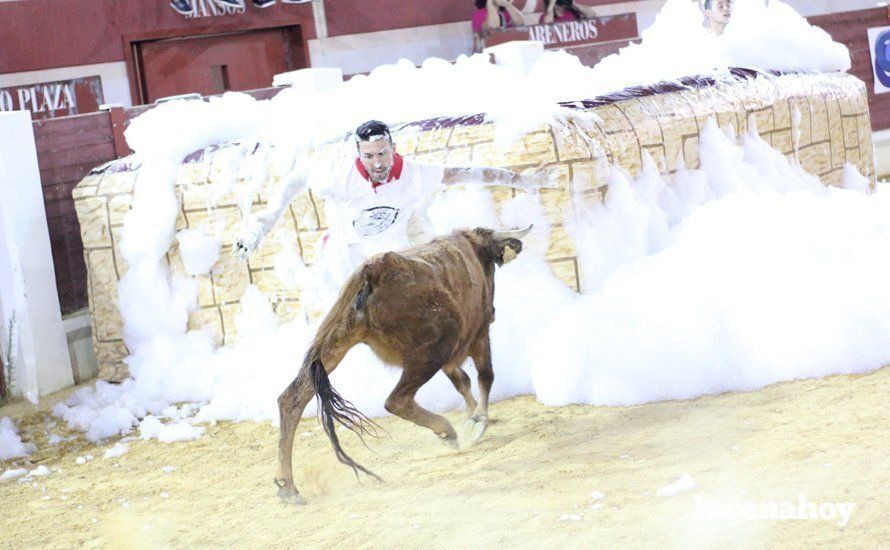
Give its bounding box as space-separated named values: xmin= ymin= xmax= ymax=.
xmin=472 ymin=0 xmax=528 ymax=33
xmin=541 ymin=0 xmax=598 ymax=25
xmin=703 ymin=0 xmax=733 ymax=35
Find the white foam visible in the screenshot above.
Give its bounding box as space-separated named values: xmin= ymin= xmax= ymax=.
xmin=103 ymin=442 xmax=129 ymax=460
xmin=0 ymin=468 xmax=28 ymax=482
xmin=157 ymin=421 xmax=204 ymax=443
xmin=29 ymin=465 xmax=51 ymax=477
xmin=138 ymin=415 xmax=164 ymax=440
xmin=0 ymin=417 xmax=36 ymax=461
xmin=657 ymin=473 xmax=697 ymax=497
xmin=176 ymin=228 xmax=221 ymax=276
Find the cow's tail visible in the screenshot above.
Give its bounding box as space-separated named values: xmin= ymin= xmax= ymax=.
xmin=304 ymin=267 xmax=382 ymax=482
xmin=309 ymin=360 xmax=382 ymax=482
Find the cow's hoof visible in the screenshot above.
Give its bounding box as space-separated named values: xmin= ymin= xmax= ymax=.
xmin=439 ymin=434 xmax=459 ymax=449
xmin=278 ymin=490 xmax=307 ymax=506
xmin=276 ymin=482 xmax=307 ymax=506
xmin=281 ymin=494 xmax=308 ymax=506
xmin=461 ymin=417 xmax=488 ymax=446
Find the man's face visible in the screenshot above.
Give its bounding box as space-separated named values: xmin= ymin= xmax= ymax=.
xmin=358 ymin=137 xmax=395 ymax=183
xmin=706 ymin=0 xmax=732 ymax=25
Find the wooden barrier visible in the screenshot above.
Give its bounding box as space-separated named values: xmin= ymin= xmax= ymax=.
xmin=32 ymin=112 xmax=115 ymax=314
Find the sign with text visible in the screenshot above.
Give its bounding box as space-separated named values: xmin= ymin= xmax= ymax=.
xmin=176 ymin=0 xmax=311 ymax=19
xmin=868 ymin=26 xmax=890 ymax=94
xmin=181 ymin=0 xmax=245 ymax=19
xmin=476 ymin=13 xmax=638 ymax=52
xmin=0 ymin=76 xmax=104 ymax=120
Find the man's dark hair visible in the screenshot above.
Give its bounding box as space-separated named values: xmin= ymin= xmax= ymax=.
xmin=703 ymin=0 xmax=713 ymax=9
xmin=355 ymin=120 xmax=392 ymax=147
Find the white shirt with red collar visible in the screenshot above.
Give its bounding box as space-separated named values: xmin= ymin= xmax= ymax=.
xmin=314 ymin=153 xmax=444 ymax=258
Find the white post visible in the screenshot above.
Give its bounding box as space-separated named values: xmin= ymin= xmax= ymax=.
xmin=0 ymin=111 xmax=73 ymax=400
xmin=312 ymin=0 xmax=328 ymax=40
xmin=272 ymin=67 xmax=343 ymax=92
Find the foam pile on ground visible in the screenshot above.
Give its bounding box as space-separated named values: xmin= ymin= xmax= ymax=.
xmin=103 ymin=442 xmax=129 ymax=460
xmin=657 ymin=473 xmax=697 ymax=497
xmin=0 ymin=417 xmax=36 ymax=461
xmin=29 ymin=465 xmax=51 ymax=477
xmin=530 ymin=122 xmax=890 ymax=406
xmin=1 ymin=468 xmax=28 ymax=482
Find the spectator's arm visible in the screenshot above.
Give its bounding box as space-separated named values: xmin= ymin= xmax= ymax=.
xmin=485 ymin=0 xmax=501 ymax=30
xmin=495 ymin=0 xmax=527 ymax=27
xmin=542 ymin=0 xmax=557 ymax=24
xmin=574 ymin=2 xmax=599 ymax=19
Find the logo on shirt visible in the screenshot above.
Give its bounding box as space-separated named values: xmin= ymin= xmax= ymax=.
xmin=353 ymin=207 xmax=399 ymax=237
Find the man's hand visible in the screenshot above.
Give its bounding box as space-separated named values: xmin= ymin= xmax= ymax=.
xmin=520 ymin=164 xmax=562 ymax=191
xmin=233 ymin=218 xmax=267 ymax=260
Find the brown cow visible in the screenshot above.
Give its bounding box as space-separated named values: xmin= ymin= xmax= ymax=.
xmin=274 ymin=225 xmax=531 ymax=504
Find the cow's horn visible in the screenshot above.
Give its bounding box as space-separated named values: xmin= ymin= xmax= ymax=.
xmin=493 ymin=224 xmax=533 ymax=240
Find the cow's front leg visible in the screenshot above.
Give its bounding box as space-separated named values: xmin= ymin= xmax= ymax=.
xmin=461 ymin=334 xmax=494 ymax=445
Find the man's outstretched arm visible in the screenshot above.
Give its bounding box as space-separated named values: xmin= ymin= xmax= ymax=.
xmin=441 ymin=165 xmax=559 ymax=192
xmin=233 ymin=166 xmax=308 ymax=259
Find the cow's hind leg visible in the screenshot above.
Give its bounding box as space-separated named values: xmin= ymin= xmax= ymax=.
xmin=385 ymin=366 xmax=458 ymax=447
xmin=275 ymin=368 xmax=315 ymax=505
xmin=442 ymin=362 xmax=478 ymax=417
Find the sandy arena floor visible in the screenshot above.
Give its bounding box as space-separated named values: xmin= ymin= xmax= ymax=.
xmin=1 ymin=366 xmax=888 ymax=549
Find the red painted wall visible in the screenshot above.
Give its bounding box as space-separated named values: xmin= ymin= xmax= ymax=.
xmin=808 ymin=8 xmax=890 ymax=131
xmin=1 ymin=1 xmax=633 ymax=74
xmin=324 ymin=0 xmax=476 ymax=37
xmin=0 ymin=0 xmax=317 ymax=74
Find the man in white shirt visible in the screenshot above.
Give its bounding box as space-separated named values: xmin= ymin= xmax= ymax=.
xmin=234 ymin=120 xmax=550 ymax=282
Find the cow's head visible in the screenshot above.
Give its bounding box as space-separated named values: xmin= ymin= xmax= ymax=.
xmin=468 ymin=225 xmax=533 ymax=267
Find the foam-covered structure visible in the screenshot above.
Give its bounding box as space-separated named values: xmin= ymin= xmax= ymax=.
xmin=73 ymin=69 xmax=874 ymax=381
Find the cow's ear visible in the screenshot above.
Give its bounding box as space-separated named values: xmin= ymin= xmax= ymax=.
xmin=466 ymin=228 xmax=499 ymax=265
